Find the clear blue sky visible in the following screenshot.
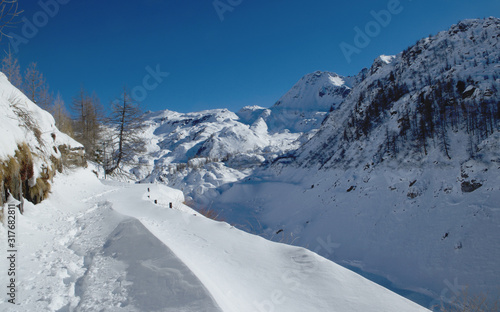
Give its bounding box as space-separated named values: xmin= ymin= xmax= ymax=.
xmin=2 ymin=0 xmax=499 ymax=114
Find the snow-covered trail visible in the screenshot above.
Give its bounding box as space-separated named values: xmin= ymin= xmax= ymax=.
xmin=0 ymin=170 xmax=221 ymax=312
xmin=1 ymin=168 xmax=430 ymax=311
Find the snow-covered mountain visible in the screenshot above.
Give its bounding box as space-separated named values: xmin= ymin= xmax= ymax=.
xmin=239 ymin=71 xmax=360 ymax=133
xmin=133 ymin=108 xmax=301 ymax=202
xmin=206 ymin=17 xmax=500 ymax=309
xmin=296 ymin=17 xmax=500 ymax=169
xmin=128 ymin=70 xmax=356 ymax=203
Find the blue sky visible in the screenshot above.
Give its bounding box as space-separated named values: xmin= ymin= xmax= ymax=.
xmin=2 ymin=0 xmax=500 ymax=114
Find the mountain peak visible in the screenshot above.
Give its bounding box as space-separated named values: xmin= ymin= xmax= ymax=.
xmin=273 ymin=71 xmax=353 ymax=112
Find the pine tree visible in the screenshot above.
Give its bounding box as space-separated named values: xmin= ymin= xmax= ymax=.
xmin=439 ymin=107 xmax=451 ymax=159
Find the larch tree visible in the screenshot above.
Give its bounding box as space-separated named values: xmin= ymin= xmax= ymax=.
xmin=105 ymin=88 xmax=146 ymax=175
xmin=23 ymin=62 xmax=52 ymax=109
xmin=71 ymin=86 xmax=103 ymax=159
xmin=1 ymin=47 xmax=22 ymax=88
xmin=38 ymin=83 xmax=54 ymax=110
xmin=51 ymin=92 xmax=74 ymax=137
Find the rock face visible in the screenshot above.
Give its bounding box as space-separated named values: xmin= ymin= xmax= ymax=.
xmin=262 ymin=71 xmax=360 ymax=133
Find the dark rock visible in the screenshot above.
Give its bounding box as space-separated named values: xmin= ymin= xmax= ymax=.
xmin=461 ymin=180 xmax=482 ymax=193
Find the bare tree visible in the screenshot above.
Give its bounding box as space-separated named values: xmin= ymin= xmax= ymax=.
xmin=23 ymin=62 xmax=53 ymax=109
xmin=105 ymin=88 xmax=146 ymax=175
xmin=0 ymin=0 xmax=22 ymax=40
xmin=88 ymin=91 xmax=105 ymax=154
xmin=71 ymin=86 xmax=103 ymax=159
xmin=38 ymin=83 xmax=54 ymax=110
xmin=1 ymin=46 xmax=21 ymax=88
xmin=23 ymin=62 xmax=43 ymax=103
xmin=50 ymin=92 xmax=74 ymax=136
xmin=72 ymin=86 xmax=88 ymax=129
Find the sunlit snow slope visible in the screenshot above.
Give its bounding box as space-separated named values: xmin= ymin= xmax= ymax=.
xmin=0 ymin=168 xmax=429 ymax=311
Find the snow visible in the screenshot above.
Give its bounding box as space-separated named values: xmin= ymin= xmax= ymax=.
xmin=463 ymin=85 xmax=475 ymax=93
xmin=269 ymin=71 xmax=355 ymax=129
xmin=379 ymin=55 xmax=396 ymax=64
xmin=127 ymin=107 xmax=304 ymax=203
xmin=328 ymin=74 xmax=345 ymax=86
xmin=0 ymin=71 xmax=82 ymax=170
xmin=214 ymin=161 xmax=500 ymax=308
xmin=0 ymin=168 xmax=430 ymax=311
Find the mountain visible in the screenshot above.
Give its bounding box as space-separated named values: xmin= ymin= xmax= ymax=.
xmin=126 ymin=70 xmax=356 ymax=203
xmin=238 ymin=71 xmax=360 ymax=133
xmin=0 ymin=72 xmax=84 ymax=207
xmin=296 ymin=17 xmax=500 ymax=169
xmin=208 ymin=17 xmax=500 ymax=309
xmin=133 ymin=108 xmax=301 ymax=203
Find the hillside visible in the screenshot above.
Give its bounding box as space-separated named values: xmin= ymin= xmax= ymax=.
xmin=209 ymin=18 xmax=500 ymax=309
xmin=0 ymin=72 xmax=84 ymax=207
xmin=297 ymin=17 xmax=500 ymax=168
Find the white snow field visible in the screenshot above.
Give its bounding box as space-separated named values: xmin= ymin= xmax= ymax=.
xmin=0 ymin=168 xmax=430 ymax=312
